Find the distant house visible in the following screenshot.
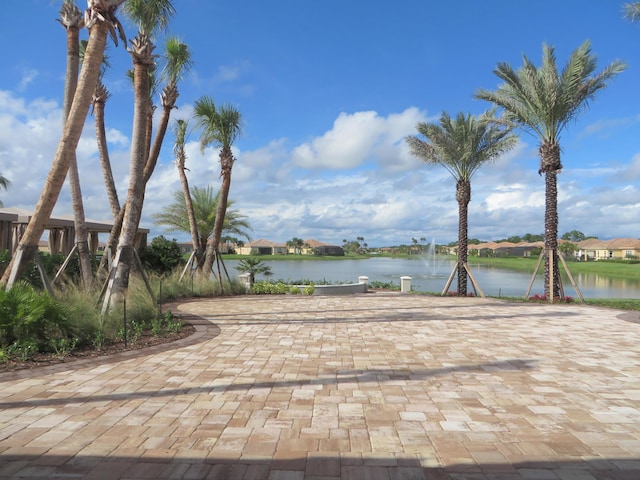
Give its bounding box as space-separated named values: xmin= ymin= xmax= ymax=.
xmin=468 ymin=241 xmax=543 ymax=257
xmin=303 ymin=238 xmax=344 ymax=256
xmin=235 ymin=238 xmax=343 ymax=256
xmin=576 ymin=238 xmax=640 ymax=261
xmin=236 ymin=239 xmax=287 ymax=255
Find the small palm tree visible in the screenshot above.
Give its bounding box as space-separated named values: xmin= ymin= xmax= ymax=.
xmin=235 ymin=257 xmax=272 ymax=289
xmin=406 ymin=110 xmax=517 ymax=295
xmin=152 ymin=186 xmax=252 ymax=252
xmin=476 ymin=41 xmax=626 ymax=300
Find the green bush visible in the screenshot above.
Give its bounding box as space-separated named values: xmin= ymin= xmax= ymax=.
xmin=0 ymin=282 xmax=75 ymax=351
xmin=139 ymin=236 xmax=185 ymax=275
xmin=252 ymin=281 xmax=288 ymax=294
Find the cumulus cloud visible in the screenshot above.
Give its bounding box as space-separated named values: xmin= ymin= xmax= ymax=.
xmin=290 ymin=107 xmax=426 ymax=170
xmin=2 ymin=86 xmax=639 ymax=246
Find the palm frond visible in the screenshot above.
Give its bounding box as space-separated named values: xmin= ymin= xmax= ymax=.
xmin=624 ymin=2 xmax=640 ymax=22
xmin=122 ymin=0 xmax=175 ymax=37
xmin=161 ymin=36 xmax=193 ymax=85
xmin=405 ymin=110 xmax=517 ymax=182
xmin=476 ymin=41 xmax=626 ymax=144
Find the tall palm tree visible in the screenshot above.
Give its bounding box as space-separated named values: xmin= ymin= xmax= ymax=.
xmin=0 ymin=173 xmax=10 ymax=207
xmin=58 ymin=0 xmax=93 ymax=288
xmin=170 ymin=119 xmax=204 ymax=270
xmin=475 ymin=41 xmax=626 ymax=300
xmin=152 ymin=186 xmax=252 ymax=253
xmin=406 ymin=110 xmax=517 ymax=295
xmin=624 ymin=2 xmax=640 ymax=22
xmin=83 ymin=40 xmax=121 ymax=219
xmin=143 ymin=36 xmax=193 ymax=183
xmin=193 ymin=96 xmax=243 ymax=277
xmin=105 ymin=0 xmax=175 ymax=306
xmin=1 ymin=0 xmax=126 ymax=289
xmin=101 ymin=36 xmax=189 ymax=276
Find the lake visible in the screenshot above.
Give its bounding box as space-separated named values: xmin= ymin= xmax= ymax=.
xmin=225 ymin=256 xmax=640 ymax=299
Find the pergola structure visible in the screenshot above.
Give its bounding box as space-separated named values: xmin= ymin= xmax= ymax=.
xmin=0 ymin=210 xmax=18 ymax=253
xmin=0 ymin=207 xmax=149 ymax=256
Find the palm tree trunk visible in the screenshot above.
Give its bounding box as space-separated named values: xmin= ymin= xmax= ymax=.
xmin=63 ymin=17 xmax=93 ymax=288
xmin=144 ymin=85 xmax=178 ymax=183
xmin=93 ymin=82 xmax=121 ymax=219
xmin=177 ymin=164 xmax=203 ymax=271
xmin=1 ymin=20 xmax=110 ymax=288
xmin=100 ymin=84 xmax=178 ymax=280
xmin=544 ymin=171 xmax=561 ymax=300
xmin=456 ymin=180 xmax=470 ymax=295
xmin=202 ymin=151 xmax=232 ymax=275
xmin=541 ymin=141 xmax=561 ymax=300
xmin=107 ymin=35 xmax=152 ymax=305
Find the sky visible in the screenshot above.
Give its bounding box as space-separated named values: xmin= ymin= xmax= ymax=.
xmin=0 ymin=0 xmax=639 ymax=247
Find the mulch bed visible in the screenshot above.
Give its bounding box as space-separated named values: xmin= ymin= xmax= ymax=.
xmin=0 ymin=323 xmax=195 ymax=373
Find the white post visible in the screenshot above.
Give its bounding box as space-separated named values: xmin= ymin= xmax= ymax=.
xmin=238 ymin=272 xmax=251 ymax=289
xmin=400 ymin=276 xmax=412 ymax=293
xmin=358 ymin=275 xmax=368 ymax=291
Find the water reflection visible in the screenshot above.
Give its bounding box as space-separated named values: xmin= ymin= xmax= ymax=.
xmin=225 ymin=257 xmax=639 ymax=299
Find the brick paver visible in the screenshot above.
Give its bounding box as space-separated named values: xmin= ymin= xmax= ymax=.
xmin=1 ymin=293 xmax=639 ymax=479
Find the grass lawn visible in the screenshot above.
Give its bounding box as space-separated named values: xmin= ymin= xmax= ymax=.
xmin=467 ymin=255 xmax=639 ymax=279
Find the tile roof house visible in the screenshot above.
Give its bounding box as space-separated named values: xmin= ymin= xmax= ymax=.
xmin=235 ymin=238 xmax=344 ymax=256
xmin=236 ymin=239 xmax=288 ymax=255
xmin=576 ymin=238 xmax=640 ymax=260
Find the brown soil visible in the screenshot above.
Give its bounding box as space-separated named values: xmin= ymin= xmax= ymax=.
xmin=0 ymin=323 xmax=195 ymax=373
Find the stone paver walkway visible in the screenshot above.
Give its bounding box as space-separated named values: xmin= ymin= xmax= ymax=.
xmin=1 ymin=293 xmax=639 ymax=479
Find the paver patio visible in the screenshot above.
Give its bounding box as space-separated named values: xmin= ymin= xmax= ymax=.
xmin=0 ymin=293 xmax=639 ymax=479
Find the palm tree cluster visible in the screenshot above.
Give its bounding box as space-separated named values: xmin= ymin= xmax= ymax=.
xmin=0 ymin=1 xmax=244 ymax=311
xmin=407 ymin=40 xmax=625 ymax=300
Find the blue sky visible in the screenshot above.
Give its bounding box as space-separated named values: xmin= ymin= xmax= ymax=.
xmin=1 ymin=1 xmax=639 ymax=247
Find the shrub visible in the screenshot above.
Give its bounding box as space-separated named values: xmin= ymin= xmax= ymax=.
xmin=252 ymin=281 xmax=288 ymax=295
xmin=139 ymin=236 xmax=185 ymax=275
xmin=528 ymin=294 xmax=573 ymax=303
xmin=0 ymin=282 xmax=75 ymax=351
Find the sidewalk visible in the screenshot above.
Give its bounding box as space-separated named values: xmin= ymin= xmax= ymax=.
xmin=1 ymin=293 xmax=639 ymax=479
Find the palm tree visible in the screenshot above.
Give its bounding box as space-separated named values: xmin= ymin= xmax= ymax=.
xmin=624 ymin=2 xmax=640 ymax=22
xmin=1 ymin=0 xmax=126 ymax=289
xmin=58 ymin=0 xmax=93 ymax=288
xmin=193 ymin=96 xmax=243 ymax=277
xmin=406 ymin=110 xmax=517 ymax=295
xmin=170 ymin=119 xmax=203 ymax=269
xmin=235 ymin=257 xmax=272 ymax=289
xmin=0 ymin=173 xmax=10 ymax=207
xmin=83 ymin=40 xmax=121 ymax=219
xmin=143 ymin=36 xmax=193 ymax=183
xmin=105 ymin=0 xmax=175 ymax=306
xmin=101 ymin=35 xmax=190 ymax=281
xmin=286 ymin=237 xmax=304 ymax=255
xmin=475 ymin=41 xmax=626 ymax=301
xmin=152 ymin=185 xmax=252 ymax=258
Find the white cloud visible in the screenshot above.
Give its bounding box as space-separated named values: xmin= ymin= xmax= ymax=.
xmin=2 ymin=87 xmax=639 ymax=247
xmin=290 ymin=107 xmax=427 ymax=170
